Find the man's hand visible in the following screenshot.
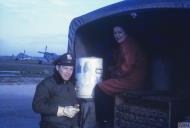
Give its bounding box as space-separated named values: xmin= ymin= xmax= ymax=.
xmin=57 ymin=106 xmax=80 ymax=118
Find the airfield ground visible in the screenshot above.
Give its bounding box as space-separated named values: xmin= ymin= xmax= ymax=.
xmin=0 ymin=59 xmax=54 ymax=76
xmin=0 ymin=58 xmax=54 ymax=128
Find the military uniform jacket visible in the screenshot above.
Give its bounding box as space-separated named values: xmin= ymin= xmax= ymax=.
xmin=32 ymin=76 xmax=78 ymax=128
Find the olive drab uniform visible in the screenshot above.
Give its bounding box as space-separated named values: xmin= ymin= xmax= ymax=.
xmin=32 ymin=75 xmax=79 ymax=128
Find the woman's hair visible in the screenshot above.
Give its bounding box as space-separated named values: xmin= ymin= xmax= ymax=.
xmin=112 ymin=23 xmax=129 ymax=33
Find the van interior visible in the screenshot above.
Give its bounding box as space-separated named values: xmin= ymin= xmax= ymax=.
xmin=73 ymin=8 xmax=190 ymax=96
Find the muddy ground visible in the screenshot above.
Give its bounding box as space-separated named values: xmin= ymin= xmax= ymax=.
xmin=0 ymin=60 xmax=53 ymax=128
xmin=0 ymin=83 xmax=40 ymax=128
xmin=0 ymin=78 xmax=42 ymax=128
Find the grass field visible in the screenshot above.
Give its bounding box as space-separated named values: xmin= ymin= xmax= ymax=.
xmin=0 ymin=57 xmax=54 ymax=84
xmin=0 ymin=59 xmax=54 ymax=77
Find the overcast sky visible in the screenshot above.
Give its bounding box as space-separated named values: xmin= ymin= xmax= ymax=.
xmin=0 ymin=0 xmax=123 ymax=56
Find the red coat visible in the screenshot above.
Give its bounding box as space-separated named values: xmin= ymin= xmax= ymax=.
xmin=99 ymin=38 xmax=147 ymax=95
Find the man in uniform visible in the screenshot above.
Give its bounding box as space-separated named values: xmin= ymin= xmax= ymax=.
xmin=32 ymin=53 xmax=80 ymax=128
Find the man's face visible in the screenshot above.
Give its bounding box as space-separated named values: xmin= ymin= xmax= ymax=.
xmin=56 ymin=65 xmax=74 ymax=81
xmin=113 ymin=26 xmax=127 ymax=43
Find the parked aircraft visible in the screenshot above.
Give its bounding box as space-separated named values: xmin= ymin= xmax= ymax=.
xmin=15 ymin=50 xmax=32 ymax=61
xmin=38 ymin=45 xmax=59 ymax=64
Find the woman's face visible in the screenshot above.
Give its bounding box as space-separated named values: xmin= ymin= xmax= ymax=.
xmin=113 ymin=26 xmax=127 ymax=43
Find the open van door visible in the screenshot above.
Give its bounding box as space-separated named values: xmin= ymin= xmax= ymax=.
xmin=68 ymin=0 xmax=190 ymax=94
xmin=68 ymin=0 xmax=190 ymax=127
